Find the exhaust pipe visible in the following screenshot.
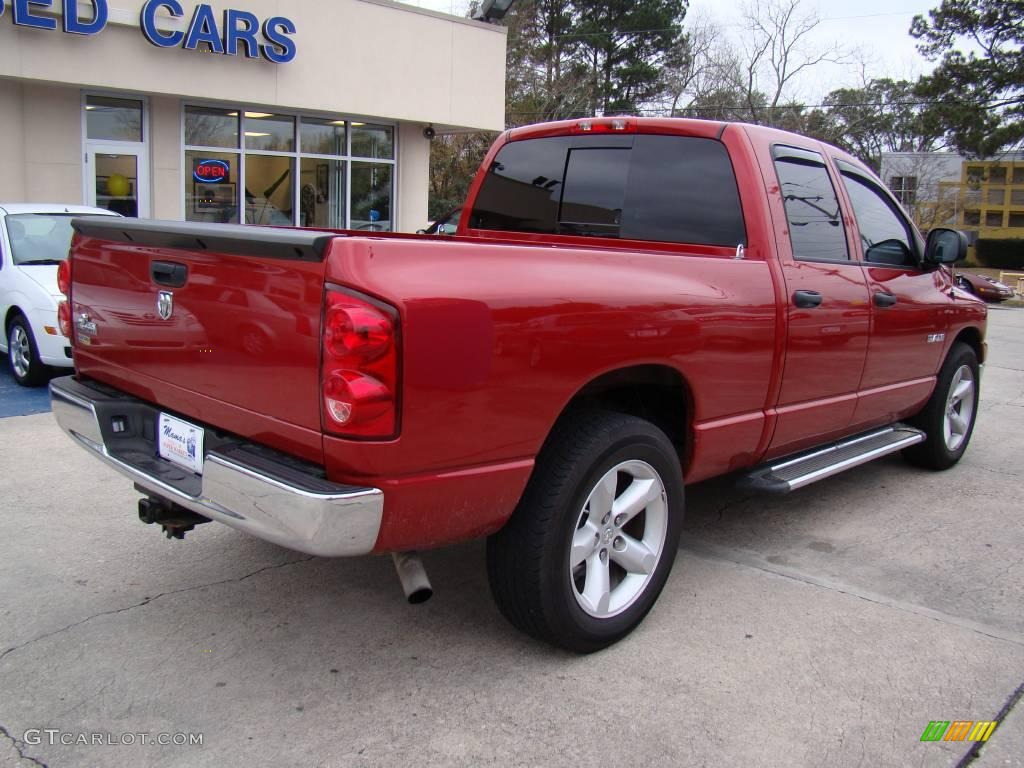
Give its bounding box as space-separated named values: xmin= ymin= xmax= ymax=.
xmin=391 ymin=551 xmax=433 ymax=604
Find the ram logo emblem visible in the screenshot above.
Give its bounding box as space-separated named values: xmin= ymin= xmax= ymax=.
xmin=157 ymin=291 xmax=174 ymax=321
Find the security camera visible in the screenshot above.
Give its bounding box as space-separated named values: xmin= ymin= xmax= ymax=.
xmin=423 ymin=125 xmax=436 ymax=140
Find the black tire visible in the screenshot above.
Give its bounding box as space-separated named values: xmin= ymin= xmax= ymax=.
xmin=903 ymin=342 xmax=980 ymax=470
xmin=7 ymin=314 xmax=47 ymax=387
xmin=486 ymin=410 xmax=684 ymax=653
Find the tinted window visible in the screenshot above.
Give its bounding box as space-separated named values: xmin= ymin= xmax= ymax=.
xmin=622 ymin=135 xmax=745 ymax=246
xmin=840 ymin=172 xmax=916 ymax=267
xmin=560 ymin=148 xmax=629 ymax=235
xmin=471 ymin=137 xmax=571 ymax=233
xmin=470 ymin=134 xmax=746 ymax=247
xmin=773 ymin=153 xmax=847 ymax=261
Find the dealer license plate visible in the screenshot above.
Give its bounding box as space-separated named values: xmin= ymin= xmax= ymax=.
xmin=157 ymin=413 xmax=205 ymax=475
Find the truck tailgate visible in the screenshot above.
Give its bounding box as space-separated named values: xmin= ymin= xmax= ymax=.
xmin=68 ymin=219 xmax=336 ymax=463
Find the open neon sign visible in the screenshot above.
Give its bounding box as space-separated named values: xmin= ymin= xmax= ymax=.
xmin=193 ymin=159 xmax=230 ymax=184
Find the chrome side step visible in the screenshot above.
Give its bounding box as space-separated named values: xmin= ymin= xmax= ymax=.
xmin=738 ymin=424 xmax=926 ymax=494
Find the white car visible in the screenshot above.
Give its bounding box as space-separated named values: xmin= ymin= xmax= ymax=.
xmin=0 ymin=204 xmax=120 ymax=386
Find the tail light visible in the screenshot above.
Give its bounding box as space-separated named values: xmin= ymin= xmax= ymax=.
xmin=321 ymin=287 xmax=399 ymax=439
xmin=57 ymin=259 xmax=72 ymax=338
xmin=57 ymin=301 xmax=72 ymax=338
xmin=57 ymin=259 xmax=71 ymax=296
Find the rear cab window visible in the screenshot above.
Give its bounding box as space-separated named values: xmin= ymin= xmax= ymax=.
xmin=469 ymin=133 xmax=747 ymax=248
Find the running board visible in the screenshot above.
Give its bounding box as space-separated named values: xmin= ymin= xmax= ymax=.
xmin=738 ymin=424 xmax=926 ymax=494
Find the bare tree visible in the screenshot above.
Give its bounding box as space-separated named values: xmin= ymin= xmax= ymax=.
xmin=737 ymin=0 xmax=847 ymax=125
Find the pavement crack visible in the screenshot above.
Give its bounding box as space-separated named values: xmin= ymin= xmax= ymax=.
xmin=954 ymin=679 xmax=1024 ymax=767
xmin=0 ymin=556 xmax=315 ymax=664
xmin=0 ymin=723 xmax=48 ymax=768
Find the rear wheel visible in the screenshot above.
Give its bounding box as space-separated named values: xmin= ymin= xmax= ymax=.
xmin=7 ymin=315 xmax=47 ymax=387
xmin=903 ymin=342 xmax=979 ymax=470
xmin=487 ymin=410 xmax=684 ymax=653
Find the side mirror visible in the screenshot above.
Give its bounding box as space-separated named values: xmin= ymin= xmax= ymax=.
xmin=924 ymin=228 xmax=968 ymax=266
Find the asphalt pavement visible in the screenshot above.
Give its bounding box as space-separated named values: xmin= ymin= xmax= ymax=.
xmin=0 ymin=359 xmax=57 ymax=418
xmin=0 ymin=308 xmax=1022 ymax=767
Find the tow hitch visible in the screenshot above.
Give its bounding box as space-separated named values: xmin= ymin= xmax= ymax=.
xmin=138 ymin=496 xmax=211 ymax=540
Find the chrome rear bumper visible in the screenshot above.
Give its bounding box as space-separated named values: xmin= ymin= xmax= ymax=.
xmin=50 ymin=376 xmax=383 ymax=556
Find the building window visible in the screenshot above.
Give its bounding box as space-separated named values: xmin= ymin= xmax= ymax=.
xmin=989 ymin=166 xmax=1007 ymax=184
xmin=183 ymin=105 xmax=395 ymax=229
xmin=1012 ymin=167 xmax=1024 ymax=185
xmin=1012 ymin=189 xmax=1024 ymax=207
xmin=1009 ymin=212 xmax=1024 ymax=228
xmin=964 ymin=211 xmax=981 ymax=227
xmin=87 ymin=96 xmax=143 ymax=142
xmin=985 ymin=211 xmax=1003 ymax=228
xmin=888 ymin=176 xmax=918 ymax=206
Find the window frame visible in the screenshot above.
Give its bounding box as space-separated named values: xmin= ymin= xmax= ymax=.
xmin=180 ymin=101 xmax=397 ymax=229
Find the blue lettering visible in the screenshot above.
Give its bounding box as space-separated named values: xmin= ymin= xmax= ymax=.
xmin=13 ymin=0 xmax=57 ymax=30
xmin=140 ymin=0 xmax=184 ymax=47
xmin=260 ymin=16 xmax=295 ymax=64
xmin=63 ymin=0 xmax=107 ymax=35
xmin=183 ymin=4 xmax=223 ymax=54
xmin=223 ymin=9 xmax=258 ymax=58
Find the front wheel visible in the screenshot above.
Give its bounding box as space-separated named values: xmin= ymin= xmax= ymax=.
xmin=903 ymin=342 xmax=980 ymax=470
xmin=8 ymin=315 xmax=47 ymax=387
xmin=487 ymin=410 xmax=684 ymax=653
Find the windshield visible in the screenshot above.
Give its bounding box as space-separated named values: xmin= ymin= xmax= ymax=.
xmin=5 ymin=213 xmax=81 ymax=265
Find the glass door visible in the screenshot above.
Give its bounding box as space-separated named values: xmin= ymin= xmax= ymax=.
xmin=85 ymin=149 xmax=150 ymax=218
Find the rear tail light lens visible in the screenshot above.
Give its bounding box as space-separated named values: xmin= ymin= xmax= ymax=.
xmin=321 ymin=288 xmax=399 ymax=439
xmin=57 ymin=259 xmax=71 ymax=296
xmin=57 ymin=301 xmax=72 ymax=338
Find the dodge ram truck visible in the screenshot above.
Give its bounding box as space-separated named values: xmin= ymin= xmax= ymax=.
xmin=51 ymin=117 xmax=986 ymax=652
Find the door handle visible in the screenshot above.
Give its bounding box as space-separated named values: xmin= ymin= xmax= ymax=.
xmin=150 ymin=261 xmax=188 ymax=288
xmin=874 ymin=291 xmax=898 ymax=308
xmin=792 ymin=290 xmax=823 ymax=308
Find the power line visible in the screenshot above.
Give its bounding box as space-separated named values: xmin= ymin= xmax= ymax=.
xmin=504 ymin=98 xmax=967 ymax=118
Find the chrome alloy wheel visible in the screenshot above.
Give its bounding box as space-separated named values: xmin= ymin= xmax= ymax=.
xmin=943 ymin=364 xmax=976 ymax=452
xmin=569 ymin=460 xmax=669 ymax=619
xmin=9 ymin=324 xmax=30 ymax=379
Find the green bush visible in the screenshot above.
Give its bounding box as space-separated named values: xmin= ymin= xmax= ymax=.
xmin=975 ymin=239 xmax=1024 ymax=270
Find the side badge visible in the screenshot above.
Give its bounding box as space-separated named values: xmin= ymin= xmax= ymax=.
xmin=927 ymin=333 xmax=946 ymax=344
xmin=157 ymin=291 xmax=174 ymax=321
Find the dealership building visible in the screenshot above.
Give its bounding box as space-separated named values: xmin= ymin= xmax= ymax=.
xmin=0 ymin=0 xmax=506 ymax=232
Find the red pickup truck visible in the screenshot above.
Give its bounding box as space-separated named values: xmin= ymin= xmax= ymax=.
xmin=51 ymin=117 xmax=985 ymax=652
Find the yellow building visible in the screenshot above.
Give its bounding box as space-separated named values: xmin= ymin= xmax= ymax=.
xmin=882 ymin=152 xmax=1024 ymax=256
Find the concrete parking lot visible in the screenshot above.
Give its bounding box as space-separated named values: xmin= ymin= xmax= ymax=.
xmin=1 ymin=308 xmax=1022 ymax=768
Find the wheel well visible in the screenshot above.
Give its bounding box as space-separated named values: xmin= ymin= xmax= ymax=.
xmin=554 ymin=365 xmax=691 ymax=461
xmin=5 ymin=306 xmax=25 ymax=333
xmin=953 ymin=327 xmax=984 ymax=364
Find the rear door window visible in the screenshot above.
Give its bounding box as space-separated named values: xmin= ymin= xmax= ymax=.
xmin=772 ymin=148 xmax=848 ymax=262
xmin=470 ymin=134 xmax=746 ymax=247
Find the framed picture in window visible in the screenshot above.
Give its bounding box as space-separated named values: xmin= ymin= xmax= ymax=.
xmin=193 ymin=183 xmax=236 ymax=214
xmin=316 ymin=164 xmax=329 ymax=199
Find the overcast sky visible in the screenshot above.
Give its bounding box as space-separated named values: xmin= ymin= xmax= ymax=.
xmin=398 ymin=0 xmax=941 ymax=103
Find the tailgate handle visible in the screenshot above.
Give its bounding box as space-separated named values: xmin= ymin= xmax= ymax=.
xmin=151 ymin=261 xmax=188 ymax=288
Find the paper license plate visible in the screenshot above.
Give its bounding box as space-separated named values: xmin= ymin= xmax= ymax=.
xmin=157 ymin=413 xmax=205 ymax=475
